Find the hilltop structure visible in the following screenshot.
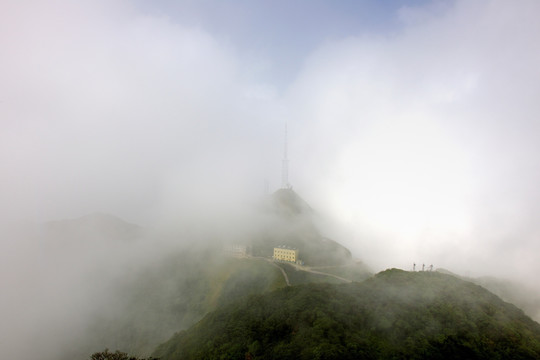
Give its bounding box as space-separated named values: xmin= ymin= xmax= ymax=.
xmin=273 ymin=245 xmax=299 ymax=263
xmin=281 ymin=124 xmax=290 ymax=189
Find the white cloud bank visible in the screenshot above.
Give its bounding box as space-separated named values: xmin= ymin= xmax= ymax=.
xmin=2 ymin=0 xmax=540 ymax=278
xmin=0 ymin=1 xmax=280 ymax=226
xmin=2 ymin=0 xmax=540 ymax=279
xmin=286 ymin=0 xmax=540 ymax=283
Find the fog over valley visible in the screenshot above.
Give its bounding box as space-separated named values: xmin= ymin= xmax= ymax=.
xmin=2 ymin=1 xmax=540 ymax=359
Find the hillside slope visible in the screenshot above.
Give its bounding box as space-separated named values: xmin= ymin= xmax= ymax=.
xmin=437 ymin=268 xmax=540 ymax=323
xmin=75 ymin=254 xmax=286 ymax=359
xmin=251 ymin=189 xmax=353 ymax=266
xmin=153 ymin=269 xmax=540 ymax=360
xmin=71 ymin=187 xmax=365 ymax=357
xmin=42 ymin=188 xmax=366 ymax=359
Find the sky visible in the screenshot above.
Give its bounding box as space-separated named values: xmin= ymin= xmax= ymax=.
xmin=2 ymin=0 xmax=540 ymax=284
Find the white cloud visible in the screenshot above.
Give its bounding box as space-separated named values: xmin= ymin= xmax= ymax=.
xmin=284 ymin=0 xmax=540 ymax=284
xmin=0 ymin=1 xmax=282 ymax=224
xmin=2 ymin=0 xmax=540 ymax=281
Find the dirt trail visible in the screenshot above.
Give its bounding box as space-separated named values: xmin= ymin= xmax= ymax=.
xmin=250 ymin=255 xmax=351 ymax=284
xmin=270 ymin=261 xmax=291 ymax=286
xmin=287 ymin=262 xmax=352 ymax=283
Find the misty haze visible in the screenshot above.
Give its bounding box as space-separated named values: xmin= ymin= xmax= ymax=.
xmin=3 ymin=1 xmax=540 ymax=359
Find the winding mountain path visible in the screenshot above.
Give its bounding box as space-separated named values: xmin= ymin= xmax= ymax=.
xmin=250 ymin=255 xmax=351 ymax=285
xmin=250 ymin=256 xmax=291 ymax=286
xmin=287 ymin=262 xmax=352 ymax=283
xmin=270 ymin=261 xmax=291 ymax=286
xmin=300 ymin=267 xmax=352 ymax=283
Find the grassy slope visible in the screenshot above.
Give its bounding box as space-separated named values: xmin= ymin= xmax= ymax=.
xmin=437 ymin=268 xmax=540 ymax=323
xmin=51 ymin=190 xmax=367 ymax=358
xmin=77 ymin=254 xmax=286 ymax=359
xmin=276 ymin=262 xmax=346 ymax=285
xmin=474 ymin=276 xmax=540 ymax=322
xmin=310 ymin=262 xmax=372 ymax=282
xmin=153 ymin=269 xmax=540 ymax=360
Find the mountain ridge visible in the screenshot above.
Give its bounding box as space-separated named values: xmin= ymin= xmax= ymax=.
xmin=153 ymin=269 xmax=540 ymax=360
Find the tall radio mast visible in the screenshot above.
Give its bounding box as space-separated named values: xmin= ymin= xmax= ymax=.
xmin=282 ymin=124 xmax=290 ymax=189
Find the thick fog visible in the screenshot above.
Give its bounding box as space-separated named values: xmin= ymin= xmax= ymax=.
xmin=2 ymin=0 xmax=540 ymax=359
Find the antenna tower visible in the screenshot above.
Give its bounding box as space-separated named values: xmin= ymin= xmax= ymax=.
xmin=281 ymin=124 xmax=290 ymax=189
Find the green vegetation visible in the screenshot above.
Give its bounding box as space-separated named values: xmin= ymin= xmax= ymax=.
xmin=80 ymin=253 xmax=286 ymax=359
xmin=438 ymin=268 xmax=540 ymax=323
xmin=153 ymin=269 xmax=540 ymax=360
xmin=89 ymin=349 xmax=157 ymax=360
xmin=276 ymin=262 xmax=346 ymax=285
xmin=309 ymin=262 xmax=372 ymax=282
xmin=209 ymin=258 xmax=287 ymax=306
xmin=55 ymin=205 xmax=540 ymax=360
xmin=474 ymin=276 xmax=540 ymax=323
xmin=49 ymin=191 xmax=364 ymax=359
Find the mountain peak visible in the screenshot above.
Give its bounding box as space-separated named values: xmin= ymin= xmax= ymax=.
xmin=271 ymin=188 xmax=312 ymax=215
